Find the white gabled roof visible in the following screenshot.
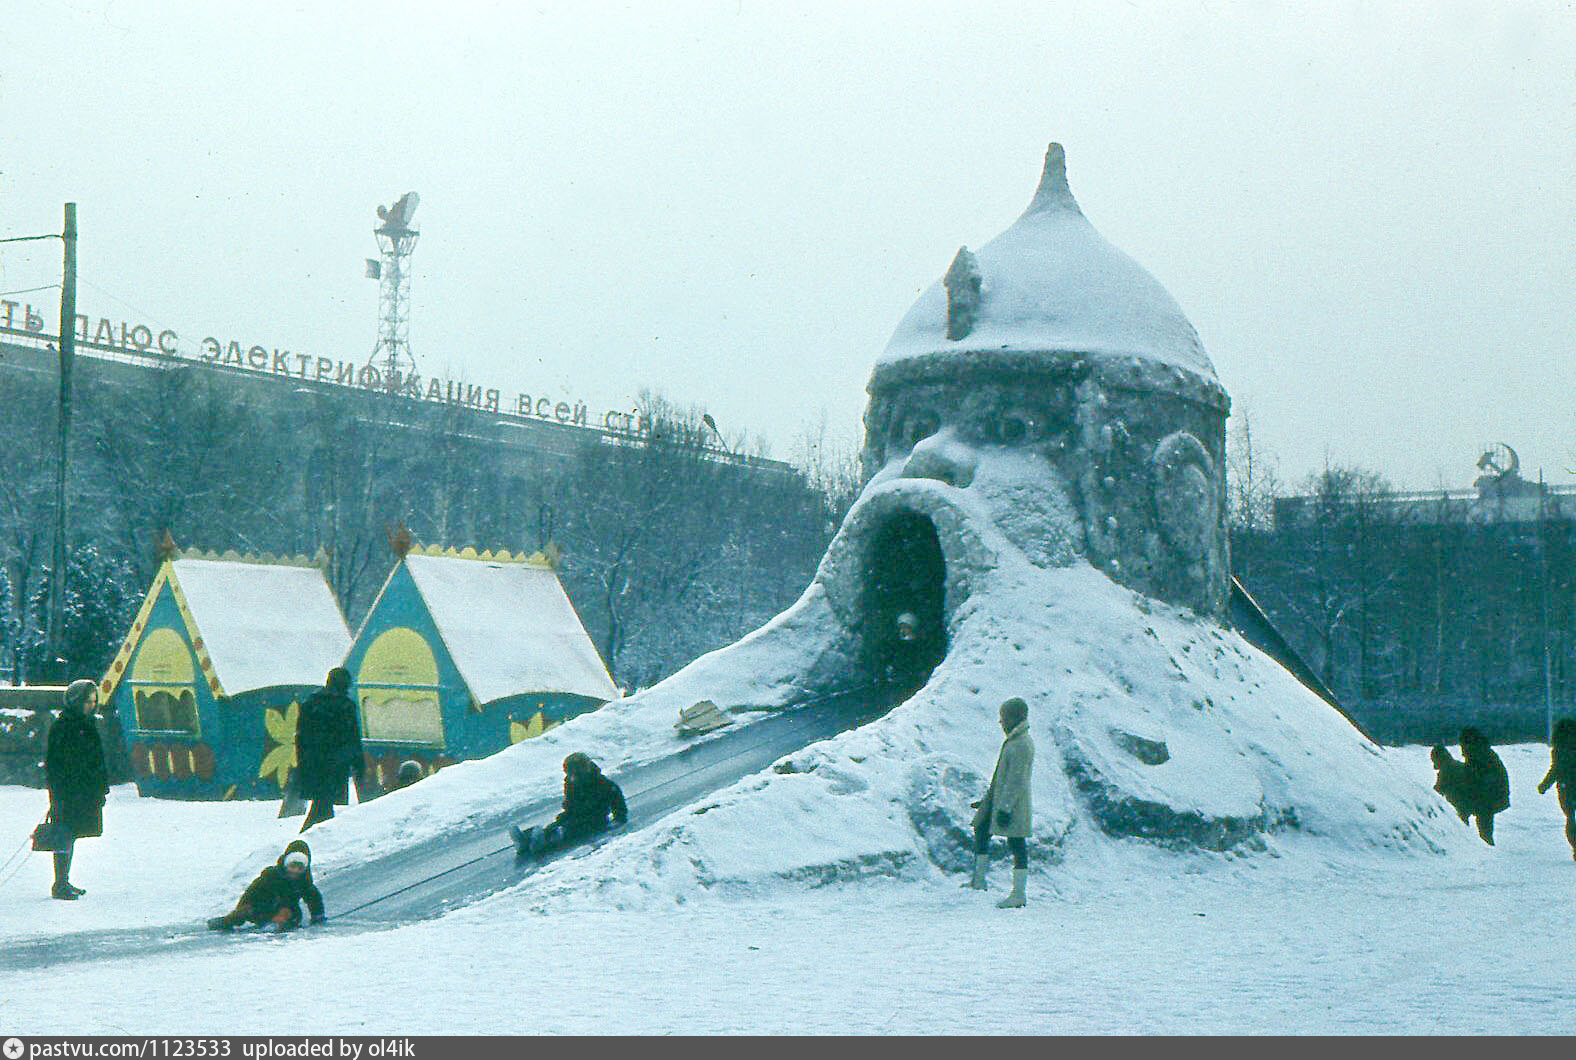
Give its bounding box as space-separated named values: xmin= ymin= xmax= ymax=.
xmin=403 ymin=553 xmax=618 ymax=704
xmin=170 ymin=558 xmax=352 ymax=695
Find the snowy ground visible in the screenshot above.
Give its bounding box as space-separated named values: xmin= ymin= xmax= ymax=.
xmin=1 ymin=743 xmax=1573 ymax=1035
xmin=0 ymin=785 xmax=307 ymax=944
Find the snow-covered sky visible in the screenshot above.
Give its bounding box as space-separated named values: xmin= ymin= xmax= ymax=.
xmin=1 ymin=1 xmax=1569 ymax=490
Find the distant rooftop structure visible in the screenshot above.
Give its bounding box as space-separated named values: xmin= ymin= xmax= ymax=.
xmin=1274 ymin=446 xmax=1576 ymax=528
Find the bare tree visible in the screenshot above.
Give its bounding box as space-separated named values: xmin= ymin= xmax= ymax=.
xmin=790 ymin=410 xmax=865 ymax=535
xmin=554 ymin=390 xmax=825 ymax=688
xmin=81 ymin=364 xmax=293 ymax=582
xmin=0 ymin=381 xmax=57 ymax=680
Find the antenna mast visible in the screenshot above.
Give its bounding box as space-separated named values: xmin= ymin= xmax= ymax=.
xmin=366 ymin=192 xmax=420 ymax=391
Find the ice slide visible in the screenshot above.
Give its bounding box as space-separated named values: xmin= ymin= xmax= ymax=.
xmin=0 ymin=690 xmax=885 ymax=971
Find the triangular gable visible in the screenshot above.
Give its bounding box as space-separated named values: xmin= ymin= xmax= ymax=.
xmin=402 ymin=552 xmax=618 ymax=704
xmin=100 ymin=562 xmax=222 ymax=703
xmin=168 ymin=558 xmax=353 ymax=696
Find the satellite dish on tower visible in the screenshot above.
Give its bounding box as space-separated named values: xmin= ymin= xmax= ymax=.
xmin=367 ymin=190 xmax=423 ymax=386
xmin=376 ymin=192 xmax=420 ymax=233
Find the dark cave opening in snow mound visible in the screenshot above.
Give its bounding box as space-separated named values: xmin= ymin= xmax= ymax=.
xmin=856 ymin=512 xmax=948 ymax=703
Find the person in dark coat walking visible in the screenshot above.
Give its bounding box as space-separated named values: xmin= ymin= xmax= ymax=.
xmin=510 ymin=752 xmax=627 ymax=858
xmin=45 ymin=679 xmax=109 ymax=900
xmin=207 ymin=839 xmax=326 ymax=932
xmin=1537 ymin=717 xmax=1576 ymax=860
xmin=1459 ymin=727 xmax=1511 ymax=845
xmin=294 ymin=668 xmax=364 ymax=832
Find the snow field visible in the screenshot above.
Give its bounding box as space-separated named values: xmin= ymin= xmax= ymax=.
xmin=1 ymin=743 xmax=1572 ymax=1033
xmin=0 ymin=784 xmax=304 ymax=942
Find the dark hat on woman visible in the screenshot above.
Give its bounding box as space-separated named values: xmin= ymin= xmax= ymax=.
xmin=64 ymin=679 xmax=97 ymax=712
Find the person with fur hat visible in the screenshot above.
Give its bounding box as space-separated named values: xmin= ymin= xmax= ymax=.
xmin=295 ymin=667 xmax=364 ymax=831
xmin=510 ymin=752 xmax=627 ymax=859
xmin=44 ymin=679 xmax=109 ymax=900
xmin=207 ymin=840 xmax=325 ymax=932
xmin=968 ymin=697 xmax=1035 ymax=908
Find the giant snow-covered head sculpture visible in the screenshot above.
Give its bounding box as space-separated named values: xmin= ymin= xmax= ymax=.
xmin=792 ymin=144 xmax=1230 ymax=700
xmin=415 ymin=145 xmax=1459 ymax=899
xmin=862 ymin=143 xmax=1228 ymax=619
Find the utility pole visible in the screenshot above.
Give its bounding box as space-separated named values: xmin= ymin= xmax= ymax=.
xmin=1540 ymin=467 xmax=1554 ymax=744
xmin=46 ymin=202 xmax=77 ymax=683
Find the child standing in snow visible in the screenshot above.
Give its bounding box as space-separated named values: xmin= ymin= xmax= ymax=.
xmin=208 ymin=840 xmax=326 ymax=932
xmin=969 ymin=697 xmax=1034 ymax=908
xmin=1537 ymin=718 xmax=1576 ymax=860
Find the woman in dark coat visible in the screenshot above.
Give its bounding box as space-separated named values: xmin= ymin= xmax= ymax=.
xmin=1459 ymin=727 xmax=1511 ymax=846
xmin=45 ymin=679 xmax=109 ymax=900
xmin=294 ymin=667 xmax=364 ymax=832
xmin=1537 ymin=718 xmax=1576 ymax=859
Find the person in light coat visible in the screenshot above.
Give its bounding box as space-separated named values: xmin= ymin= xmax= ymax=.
xmin=969 ymin=697 xmax=1034 ymax=907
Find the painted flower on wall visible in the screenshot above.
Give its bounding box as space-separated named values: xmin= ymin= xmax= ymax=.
xmin=508 ymin=711 xmax=559 ymax=744
xmin=259 ymin=700 xmax=299 ymax=790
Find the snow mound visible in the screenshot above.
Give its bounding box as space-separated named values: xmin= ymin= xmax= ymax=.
xmin=478 ymin=556 xmax=1470 ymax=913
xmin=239 ymin=446 xmax=1473 ymax=913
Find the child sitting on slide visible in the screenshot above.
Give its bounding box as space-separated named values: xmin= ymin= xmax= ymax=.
xmin=207 ymin=839 xmax=326 ymax=932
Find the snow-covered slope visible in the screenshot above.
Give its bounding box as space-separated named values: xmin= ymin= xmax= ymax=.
xmin=240 ymin=522 xmax=1469 ymax=908
xmin=487 ymin=554 xmax=1469 ymax=912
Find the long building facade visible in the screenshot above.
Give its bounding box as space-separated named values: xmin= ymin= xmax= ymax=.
xmin=0 ymin=317 xmax=827 ymax=690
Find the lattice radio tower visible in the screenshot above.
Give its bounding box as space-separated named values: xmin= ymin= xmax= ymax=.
xmin=365 ymin=191 xmax=420 ymax=389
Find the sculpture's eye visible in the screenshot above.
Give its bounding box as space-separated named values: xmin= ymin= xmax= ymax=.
xmin=992 ymin=410 xmax=1038 ymax=446
xmin=900 ymin=411 xmax=940 ymax=448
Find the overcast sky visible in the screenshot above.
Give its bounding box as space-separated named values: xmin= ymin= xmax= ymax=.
xmin=2 ymin=1 xmax=1570 ymax=490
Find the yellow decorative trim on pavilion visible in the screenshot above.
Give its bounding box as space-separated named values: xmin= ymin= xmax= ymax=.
xmin=407 ymin=543 xmax=558 ymax=569
xmin=172 ymin=547 xmax=329 ymax=569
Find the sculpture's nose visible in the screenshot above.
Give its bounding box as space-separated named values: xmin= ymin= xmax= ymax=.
xmin=901 ymin=430 xmax=977 ymax=488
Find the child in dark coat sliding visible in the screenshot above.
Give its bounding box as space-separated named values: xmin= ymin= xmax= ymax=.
xmin=208 ymin=840 xmax=326 ymax=932
xmin=510 ymin=753 xmax=627 ymax=859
